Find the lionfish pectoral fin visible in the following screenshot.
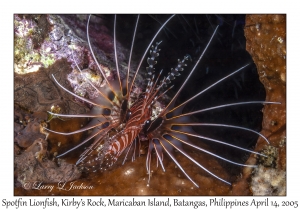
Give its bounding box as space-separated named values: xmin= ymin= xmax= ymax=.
xmin=131 ymin=138 xmax=139 ymax=162
xmin=146 ymin=141 xmax=153 ymax=174
xmin=122 ymin=140 xmax=135 ymax=165
xmin=171 ymin=128 xmax=266 ymax=157
xmin=177 ymin=123 xmax=270 ymax=145
xmin=86 ymin=15 xmax=121 ymax=103
xmin=164 ymin=101 xmax=185 ymax=118
xmin=167 ymin=101 xmax=281 ymax=121
xmin=152 ymin=139 xmax=165 ymax=171
xmin=46 ymin=111 xmax=107 ymax=119
xmin=51 ymin=74 xmax=110 ymax=109
xmin=170 ymin=122 xmax=269 ymax=157
xmin=70 ymin=30 xmax=118 ymax=107
xmin=157 ymin=138 xmax=199 ymax=188
xmin=162 ymin=134 xmax=231 ymax=186
xmin=57 ymin=126 xmax=109 ymax=159
xmin=45 ymin=119 xmax=109 ymax=136
xmin=167 ymin=132 xmax=258 ymax=168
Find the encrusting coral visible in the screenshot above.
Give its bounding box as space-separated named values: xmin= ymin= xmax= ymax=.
xmin=232 ymin=14 xmax=286 ymax=196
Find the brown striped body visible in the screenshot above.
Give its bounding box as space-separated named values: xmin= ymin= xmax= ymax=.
xmin=103 ymin=94 xmax=152 ymax=165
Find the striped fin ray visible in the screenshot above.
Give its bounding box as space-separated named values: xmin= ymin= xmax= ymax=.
xmin=161 ymin=134 xmax=231 ymax=186
xmin=156 ymin=137 xmax=200 ymax=187
xmin=70 ymin=38 xmax=117 ymax=107
xmin=166 ymin=101 xmax=281 ymax=120
xmin=168 ymin=126 xmax=266 ymax=157
xmin=165 ymin=132 xmax=258 ymax=168
xmin=76 ymin=123 xmax=119 ymax=169
xmin=51 ymin=74 xmax=111 ymax=109
xmin=56 ymin=122 xmax=112 ymax=159
xmin=44 ymin=120 xmax=108 ymax=136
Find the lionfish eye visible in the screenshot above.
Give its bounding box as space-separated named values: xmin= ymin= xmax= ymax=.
xmin=143 ymin=120 xmax=151 ymax=133
xmin=126 ymin=111 xmax=131 ymax=121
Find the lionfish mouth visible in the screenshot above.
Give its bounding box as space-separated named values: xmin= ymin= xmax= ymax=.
xmin=43 ymin=15 xmax=279 ymax=189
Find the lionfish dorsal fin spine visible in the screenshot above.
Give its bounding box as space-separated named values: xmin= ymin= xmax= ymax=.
xmin=146 ymin=41 xmax=162 ymax=78
xmin=128 ymin=15 xmax=176 ymax=101
xmin=162 ymin=55 xmax=190 ymax=87
xmin=160 ymin=25 xmax=220 ymax=116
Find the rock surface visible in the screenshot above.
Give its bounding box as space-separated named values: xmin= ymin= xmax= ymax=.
xmin=232 ymin=14 xmax=286 ymax=196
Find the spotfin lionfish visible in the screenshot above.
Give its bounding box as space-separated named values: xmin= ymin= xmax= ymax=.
xmin=44 ymin=14 xmax=280 ymax=188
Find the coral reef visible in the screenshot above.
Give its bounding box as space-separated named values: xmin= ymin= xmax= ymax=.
xmin=251 ymin=165 xmax=286 ymax=195
xmin=14 ymin=15 xmax=54 ymax=74
xmin=232 ymin=14 xmax=286 ymax=195
xmin=250 ymin=145 xmax=286 ymax=195
xmin=14 ymin=104 xmax=82 ymax=192
xmin=15 ymin=138 xmax=81 ymax=190
xmin=14 ymin=58 xmax=90 ymax=114
xmin=14 ymin=105 xmax=47 ymax=147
